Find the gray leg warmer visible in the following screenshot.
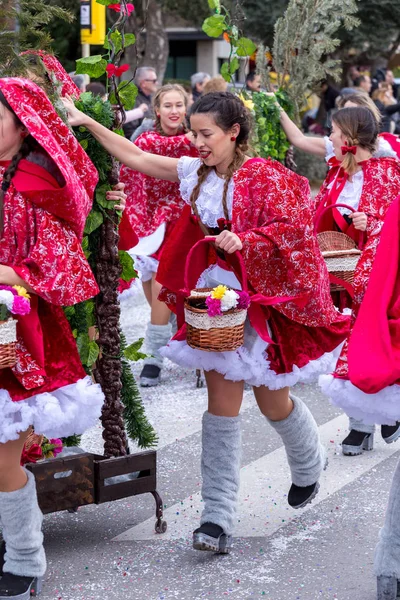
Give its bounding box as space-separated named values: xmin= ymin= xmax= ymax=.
xmin=349 ymin=417 xmax=375 ymax=435
xmin=374 ymin=459 xmax=400 ymax=578
xmin=0 ymin=469 xmax=46 ymax=577
xmin=144 ymin=323 xmax=172 ymax=368
xmin=266 ymin=394 xmax=325 ymax=487
xmin=200 ymin=411 xmax=241 ymax=536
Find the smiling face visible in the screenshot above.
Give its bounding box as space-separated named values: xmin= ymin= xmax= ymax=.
xmin=190 ymin=113 xmax=239 ymax=173
xmin=329 ymin=120 xmax=348 ymax=161
xmin=157 ymin=90 xmax=187 ymax=135
xmin=0 ymin=99 xmax=24 ymax=161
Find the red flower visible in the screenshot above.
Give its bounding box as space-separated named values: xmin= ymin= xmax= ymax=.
xmin=108 ymin=3 xmax=134 ymax=16
xmin=106 ymin=63 xmax=130 ymax=78
xmin=21 ymin=443 xmax=43 ymax=466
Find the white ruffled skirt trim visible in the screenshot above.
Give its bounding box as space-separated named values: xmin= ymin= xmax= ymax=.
xmin=0 ymin=376 xmax=104 ymax=444
xmin=130 ymin=255 xmax=159 ymax=283
xmin=161 ymin=333 xmax=343 ymax=390
xmin=319 ymin=374 xmax=400 ymax=425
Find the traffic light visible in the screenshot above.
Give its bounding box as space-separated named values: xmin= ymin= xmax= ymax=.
xmin=80 ymin=0 xmax=106 ymax=46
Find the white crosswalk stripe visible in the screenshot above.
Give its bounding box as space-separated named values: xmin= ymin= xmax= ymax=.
xmin=113 ymin=413 xmax=399 ymax=542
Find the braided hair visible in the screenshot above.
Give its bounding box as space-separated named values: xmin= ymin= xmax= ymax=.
xmin=188 ymin=92 xmax=252 ymax=225
xmin=0 ymin=91 xmax=37 ymax=233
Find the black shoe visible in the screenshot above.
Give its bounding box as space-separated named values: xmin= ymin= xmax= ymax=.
xmin=342 ymin=430 xmax=374 ymax=456
xmin=139 ymin=364 xmax=161 ymax=387
xmin=0 ymin=573 xmax=42 ymax=598
xmin=193 ymin=522 xmax=232 ymax=554
xmin=381 ymin=422 xmax=400 ymax=444
xmin=288 ymin=482 xmax=320 ymax=509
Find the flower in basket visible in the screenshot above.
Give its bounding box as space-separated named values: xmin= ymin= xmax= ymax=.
xmin=0 ymin=285 xmax=31 ymax=320
xmin=206 ymin=286 xmax=251 ymax=317
xmin=20 ymin=432 xmax=64 ymax=466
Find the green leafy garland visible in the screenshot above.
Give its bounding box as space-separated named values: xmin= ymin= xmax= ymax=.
xmin=249 ymin=90 xmax=294 ymax=163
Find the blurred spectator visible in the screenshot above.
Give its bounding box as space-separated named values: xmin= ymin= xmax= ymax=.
xmin=372 ymin=83 xmax=400 ymax=133
xmin=245 ymin=71 xmax=261 ymax=92
xmin=69 ymin=73 xmax=86 ymax=92
xmin=123 ymin=66 xmax=158 ymax=139
xmin=86 ymin=82 xmax=106 ymax=99
xmin=354 ymin=75 xmax=372 ymax=94
xmin=385 ymin=69 xmax=399 ymax=99
xmin=191 ymin=72 xmax=211 ymax=101
xmin=346 ymin=65 xmax=361 ymax=87
xmin=203 ymin=75 xmax=228 ymax=94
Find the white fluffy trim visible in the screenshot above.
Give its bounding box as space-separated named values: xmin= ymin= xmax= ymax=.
xmin=118 ymin=277 xmax=143 ymax=301
xmin=161 ymin=337 xmax=343 ymax=390
xmin=0 ymin=377 xmax=104 ymax=444
xmin=319 ymin=375 xmax=400 ymax=425
xmin=131 ymin=255 xmax=159 ymax=283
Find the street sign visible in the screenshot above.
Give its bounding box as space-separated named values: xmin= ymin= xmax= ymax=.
xmin=80 ymin=0 xmax=106 ymax=45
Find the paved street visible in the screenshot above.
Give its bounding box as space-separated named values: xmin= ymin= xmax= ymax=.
xmin=38 ymin=290 xmax=397 ymax=600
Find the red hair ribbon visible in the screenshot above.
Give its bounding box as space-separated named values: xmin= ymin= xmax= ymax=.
xmin=341 ymin=145 xmax=357 ymax=156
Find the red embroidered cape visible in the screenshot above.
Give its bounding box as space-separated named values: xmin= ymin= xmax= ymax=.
xmin=348 ymin=194 xmax=400 ymax=392
xmin=0 ymin=78 xmax=99 ymax=401
xmin=314 ymin=157 xmax=400 ymax=380
xmin=157 ymin=157 xmax=350 ymax=375
xmin=20 ymin=50 xmax=81 ymax=99
xmin=119 ymin=131 xmax=198 ymax=249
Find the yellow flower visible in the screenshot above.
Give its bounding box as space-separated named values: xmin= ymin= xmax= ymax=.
xmin=211 ymin=285 xmax=228 ymax=300
xmin=239 ymin=94 xmax=254 ymax=111
xmin=13 ymin=285 xmax=30 ymax=300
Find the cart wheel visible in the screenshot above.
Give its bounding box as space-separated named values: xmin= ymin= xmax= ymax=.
xmin=155 ymin=520 xmax=167 ymax=534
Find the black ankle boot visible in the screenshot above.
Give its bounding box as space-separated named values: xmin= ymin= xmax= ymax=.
xmin=193 ymin=522 xmax=232 ymax=554
xmin=0 ymin=573 xmax=42 ymax=598
xmin=139 ymin=364 xmax=161 ymax=387
xmin=0 ymin=541 xmax=5 ymax=575
xmin=376 ymin=575 xmax=400 ymax=599
xmin=288 ymin=482 xmax=320 ymax=509
xmin=381 ymin=422 xmax=400 ymax=444
xmin=342 ymin=430 xmax=374 ymax=456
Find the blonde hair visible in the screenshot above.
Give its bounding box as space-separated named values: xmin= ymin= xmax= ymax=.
xmin=203 ymin=76 xmax=228 ymax=95
xmin=372 ymin=83 xmax=396 ymax=107
xmin=337 ymin=91 xmax=381 ymax=126
xmin=332 ymin=106 xmax=378 ymax=176
xmin=153 ymin=83 xmax=188 ymax=135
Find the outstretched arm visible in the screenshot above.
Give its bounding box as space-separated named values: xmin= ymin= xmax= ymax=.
xmin=62 ymin=97 xmax=179 ymax=182
xmin=266 ymin=94 xmax=326 ymax=157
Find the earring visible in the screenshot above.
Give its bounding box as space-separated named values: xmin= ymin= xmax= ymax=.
xmin=231 ymin=136 xmax=236 ymax=142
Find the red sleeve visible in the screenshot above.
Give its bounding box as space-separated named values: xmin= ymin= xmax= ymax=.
xmin=12 ymin=212 xmax=98 ymax=306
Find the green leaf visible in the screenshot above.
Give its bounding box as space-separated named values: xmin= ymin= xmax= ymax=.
xmin=236 ymin=37 xmax=257 ymax=57
xmin=207 ymin=0 xmax=217 ymax=9
xmin=118 ymin=250 xmax=137 ymax=281
xmin=87 ymin=340 xmax=100 ymax=367
xmin=202 ymin=15 xmax=226 ymax=38
xmin=75 ymin=55 xmax=107 ymax=78
xmin=95 ymin=184 xmax=115 ymax=209
xmin=109 ymin=82 xmax=138 ymax=110
xmin=220 ymin=63 xmax=231 ymax=83
xmin=124 ymin=338 xmax=147 ymax=362
xmin=124 ymin=33 xmax=136 ymax=48
xmin=96 ymin=0 xmax=115 ymax=5
xmin=104 ymin=31 xmax=122 ymax=53
xmin=84 ymin=210 xmax=104 ymax=235
xmin=230 ymin=56 xmax=240 ymax=74
xmin=76 ymin=332 xmax=90 ymax=364
xmin=80 ymin=139 xmax=89 ymax=151
xmin=81 ymin=236 xmax=89 ymax=252
xmin=64 ymin=306 xmax=75 ymax=319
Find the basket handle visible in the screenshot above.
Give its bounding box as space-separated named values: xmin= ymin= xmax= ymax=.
xmin=183 ymin=237 xmax=248 ymax=293
xmin=314 ymin=203 xmax=365 ymax=250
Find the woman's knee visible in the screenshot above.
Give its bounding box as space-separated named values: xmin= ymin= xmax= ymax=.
xmin=205 ymin=371 xmax=244 ymax=417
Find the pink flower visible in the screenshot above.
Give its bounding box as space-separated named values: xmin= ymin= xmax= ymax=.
xmin=50 ymin=439 xmax=63 ymax=457
xmin=206 ymin=296 xmax=222 ymax=317
xmin=11 ymin=295 xmax=30 ymax=316
xmin=108 ymin=3 xmax=134 ymax=16
xmin=0 ymin=285 xmax=17 ymax=295
xmin=237 ymin=291 xmax=251 ymax=310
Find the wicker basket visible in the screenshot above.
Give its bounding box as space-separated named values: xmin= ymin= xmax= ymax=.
xmin=185 ymin=288 xmax=246 ymax=352
xmin=315 ymin=204 xmax=362 ymax=293
xmin=0 ymin=318 xmax=17 ymax=369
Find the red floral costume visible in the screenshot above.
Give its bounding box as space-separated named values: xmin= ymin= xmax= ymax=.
xmin=0 ymin=78 xmax=104 ymax=443
xmin=157 ymin=157 xmax=350 ymax=387
xmin=119 ymin=131 xmax=198 ymax=286
xmin=317 ymin=157 xmax=400 ymax=423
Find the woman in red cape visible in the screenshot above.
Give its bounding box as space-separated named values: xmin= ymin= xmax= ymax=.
xmin=119 ymin=84 xmax=198 ymax=387
xmin=316 ymin=108 xmax=400 ymax=455
xmin=0 ymin=78 xmax=104 ymax=599
xmin=63 ymin=91 xmax=349 ymax=555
